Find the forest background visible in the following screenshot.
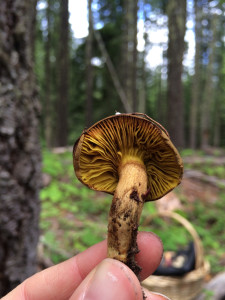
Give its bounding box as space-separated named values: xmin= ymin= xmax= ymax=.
xmin=36 ymin=0 xmax=225 ymax=150
xmin=1 ymin=0 xmax=225 ymax=297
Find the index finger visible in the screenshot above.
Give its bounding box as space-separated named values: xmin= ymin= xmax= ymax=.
xmin=3 ymin=231 xmax=163 ymax=300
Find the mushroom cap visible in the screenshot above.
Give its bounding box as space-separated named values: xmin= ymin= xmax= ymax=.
xmin=73 ymin=113 xmax=183 ymax=202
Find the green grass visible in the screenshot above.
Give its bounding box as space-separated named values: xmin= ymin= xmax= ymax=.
xmin=181 ymin=148 xmax=205 ymax=157
xmin=181 ymin=148 xmax=225 ymax=179
xmin=40 ymin=149 xmax=225 ymax=274
xmin=40 ymin=149 xmax=110 ymax=262
xmin=185 ymin=161 xmax=225 ymax=179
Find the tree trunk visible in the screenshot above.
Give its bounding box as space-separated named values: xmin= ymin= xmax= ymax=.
xmin=45 ymin=0 xmax=53 ymax=147
xmin=138 ymin=0 xmax=147 ymax=114
xmin=138 ymin=50 xmax=147 ymax=114
xmin=28 ymin=0 xmax=38 ymax=62
xmin=167 ymin=0 xmax=186 ymax=148
xmin=213 ymin=20 xmax=224 ymax=147
xmin=157 ymin=67 xmax=163 ymax=123
xmin=190 ymin=0 xmax=201 ymax=149
xmin=200 ymin=13 xmax=217 ymax=149
xmin=94 ymin=29 xmax=131 ymax=112
xmin=194 ymin=272 xmax=225 ymax=300
xmin=132 ymin=0 xmax=138 ymax=112
xmin=85 ymin=0 xmax=94 ymax=128
xmin=57 ymin=0 xmax=69 ymax=146
xmin=125 ymin=1 xmax=133 ymax=109
xmin=120 ymin=1 xmax=128 ymax=109
xmin=0 ymin=0 xmax=41 ymax=296
xmin=121 ymin=0 xmax=138 ymax=112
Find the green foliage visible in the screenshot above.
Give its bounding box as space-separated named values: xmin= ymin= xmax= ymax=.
xmin=185 ymin=158 xmax=225 ymax=179
xmin=41 ymin=201 xmax=60 ymax=218
xmin=41 ymin=182 xmax=63 ymax=203
xmin=181 ymin=149 xmax=196 ymax=157
xmin=140 ymin=213 xmax=192 ymax=252
xmin=42 ymin=150 xmax=66 ymax=177
xmin=44 ymin=231 xmax=58 ymax=246
xmin=40 ymin=149 xmax=225 ymax=275
xmin=186 ymin=195 xmax=225 ymax=274
xmin=34 ymin=0 xmax=225 ymax=278
xmin=80 ymin=227 xmax=103 ymax=247
xmin=202 ymin=289 xmax=215 ymax=300
xmin=40 ymin=149 xmax=109 ymax=262
xmin=36 ymin=0 xmax=225 ymax=149
xmin=202 ymin=165 xmax=225 ymax=178
xmin=180 ymin=149 xmax=204 ymax=157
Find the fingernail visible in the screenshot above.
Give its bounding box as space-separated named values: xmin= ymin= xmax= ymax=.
xmin=74 ymin=258 xmax=141 ymax=300
xmin=151 ymin=292 xmax=171 ymax=300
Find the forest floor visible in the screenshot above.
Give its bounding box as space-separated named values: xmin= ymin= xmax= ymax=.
xmin=39 ymin=148 xmax=225 ymax=278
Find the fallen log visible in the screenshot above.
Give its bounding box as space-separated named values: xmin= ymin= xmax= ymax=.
xmin=194 ymin=272 xmax=225 ymax=300
xmin=184 ymin=169 xmax=225 ymax=189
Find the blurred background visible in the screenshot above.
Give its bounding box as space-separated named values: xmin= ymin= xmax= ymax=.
xmin=35 ymin=0 xmax=225 ymax=149
xmin=0 ymin=0 xmax=225 ymax=298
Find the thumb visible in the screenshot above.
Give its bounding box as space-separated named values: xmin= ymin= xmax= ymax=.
xmin=69 ymin=258 xmax=143 ymax=300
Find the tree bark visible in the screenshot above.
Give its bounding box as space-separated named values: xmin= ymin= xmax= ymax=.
xmin=138 ymin=1 xmax=147 ymax=114
xmin=0 ymin=0 xmax=41 ymax=296
xmin=213 ymin=30 xmax=225 ymax=147
xmin=85 ymin=0 xmax=94 ymax=128
xmin=194 ymin=272 xmax=225 ymax=300
xmin=123 ymin=0 xmax=138 ymax=112
xmin=200 ymin=13 xmax=217 ymax=149
xmin=167 ymin=0 xmax=186 ymax=148
xmin=94 ymin=29 xmax=132 ymax=112
xmin=28 ymin=0 xmax=38 ymax=62
xmin=201 ymin=14 xmax=218 ymax=149
xmin=138 ymin=50 xmax=147 ymax=114
xmin=190 ymin=0 xmax=201 ymax=149
xmin=57 ymin=0 xmax=69 ymax=146
xmin=45 ymin=0 xmax=53 ymax=147
xmin=120 ymin=1 xmax=128 ymax=109
xmin=132 ymin=0 xmax=138 ymax=112
xmin=125 ymin=1 xmax=133 ymax=109
xmin=157 ymin=67 xmax=164 ymax=123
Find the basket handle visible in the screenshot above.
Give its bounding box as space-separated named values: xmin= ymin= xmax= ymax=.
xmin=142 ymin=210 xmax=204 ymax=269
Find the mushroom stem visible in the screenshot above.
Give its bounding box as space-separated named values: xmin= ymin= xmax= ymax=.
xmin=107 ymin=161 xmax=148 ymax=277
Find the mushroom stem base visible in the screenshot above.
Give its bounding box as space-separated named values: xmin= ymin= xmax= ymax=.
xmin=107 ymin=161 xmax=147 ymax=277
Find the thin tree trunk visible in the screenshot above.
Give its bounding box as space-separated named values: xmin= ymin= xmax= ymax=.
xmin=213 ymin=22 xmax=224 ymax=147
xmin=28 ymin=0 xmax=38 ymax=62
xmin=120 ymin=1 xmax=128 ymax=108
xmin=157 ymin=66 xmax=163 ymax=123
xmin=125 ymin=1 xmax=133 ymax=109
xmin=138 ymin=51 xmax=147 ymax=114
xmin=0 ymin=0 xmax=41 ymax=296
xmin=138 ymin=0 xmax=148 ymax=114
xmin=190 ymin=0 xmax=201 ymax=149
xmin=167 ymin=0 xmax=186 ymax=148
xmin=132 ymin=0 xmax=138 ymax=111
xmin=57 ymin=0 xmax=69 ymax=146
xmin=213 ymin=96 xmax=221 ymax=147
xmin=45 ymin=0 xmax=52 ymax=147
xmin=94 ymin=30 xmax=132 ymax=112
xmin=200 ymin=14 xmax=217 ymax=149
xmin=124 ymin=0 xmax=138 ymax=111
xmin=85 ymin=0 xmax=94 ymax=127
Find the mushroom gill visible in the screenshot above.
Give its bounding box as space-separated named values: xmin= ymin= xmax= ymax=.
xmin=74 ymin=114 xmax=182 ymax=201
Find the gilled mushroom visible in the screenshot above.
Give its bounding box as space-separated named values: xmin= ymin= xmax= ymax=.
xmin=73 ymin=113 xmax=183 ymax=277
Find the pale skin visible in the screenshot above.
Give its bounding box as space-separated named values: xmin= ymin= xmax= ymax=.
xmin=2 ymin=232 xmax=170 ymax=300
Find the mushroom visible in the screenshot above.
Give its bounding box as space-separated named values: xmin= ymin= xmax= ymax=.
xmin=73 ymin=113 xmax=183 ymax=277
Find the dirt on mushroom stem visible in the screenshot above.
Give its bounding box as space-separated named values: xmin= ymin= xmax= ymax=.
xmin=107 ymin=159 xmax=148 ymax=278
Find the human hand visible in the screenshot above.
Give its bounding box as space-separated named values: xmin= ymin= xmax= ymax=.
xmin=2 ymin=232 xmax=169 ymax=300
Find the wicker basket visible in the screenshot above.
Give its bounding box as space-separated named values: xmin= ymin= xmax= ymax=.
xmin=141 ymin=211 xmax=210 ymax=300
